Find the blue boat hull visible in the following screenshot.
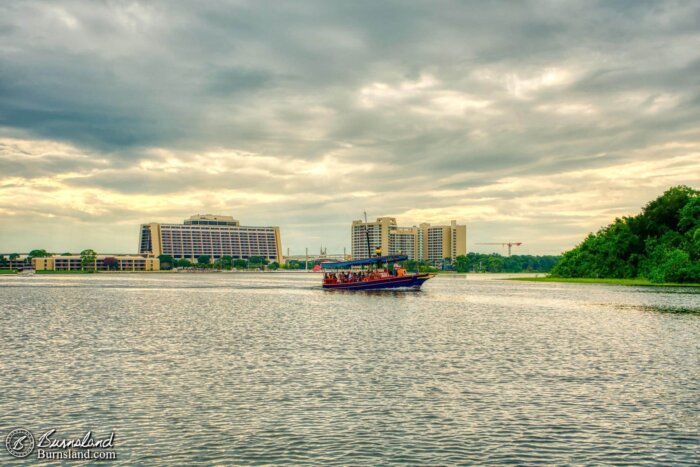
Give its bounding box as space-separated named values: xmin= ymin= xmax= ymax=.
xmin=322 ymin=273 xmax=435 ymax=290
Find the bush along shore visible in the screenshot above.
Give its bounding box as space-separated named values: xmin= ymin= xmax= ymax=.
xmin=548 ymin=185 xmax=699 ymax=285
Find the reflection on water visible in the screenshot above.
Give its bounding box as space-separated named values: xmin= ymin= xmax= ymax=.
xmin=0 ymin=273 xmax=698 ymax=465
xmin=324 ymin=288 xmax=422 ymax=298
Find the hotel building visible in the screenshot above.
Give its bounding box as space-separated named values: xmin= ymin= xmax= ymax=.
xmin=351 ymin=217 xmax=466 ymax=265
xmin=138 ymin=214 xmax=283 ymax=262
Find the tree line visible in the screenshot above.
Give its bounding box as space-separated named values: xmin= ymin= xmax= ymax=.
xmin=551 ymin=185 xmax=700 ymax=283
xmin=395 ymin=255 xmax=560 ymax=273
xmin=158 ymin=254 xmax=281 ymax=270
xmin=450 ymin=253 xmax=561 ymax=273
xmin=2 ymin=249 xmax=560 ymax=274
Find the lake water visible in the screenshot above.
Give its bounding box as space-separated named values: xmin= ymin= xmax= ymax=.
xmin=1 ymin=273 xmax=698 ymax=465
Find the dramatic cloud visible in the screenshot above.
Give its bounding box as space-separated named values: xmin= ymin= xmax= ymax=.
xmin=1 ymin=0 xmax=699 ymax=255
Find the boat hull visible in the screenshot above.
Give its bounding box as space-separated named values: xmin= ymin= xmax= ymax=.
xmin=322 ymin=273 xmax=435 ymax=290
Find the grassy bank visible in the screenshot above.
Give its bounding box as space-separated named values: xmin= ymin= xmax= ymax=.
xmin=0 ymin=269 xmax=17 ymax=274
xmin=509 ymin=276 xmax=700 ymax=287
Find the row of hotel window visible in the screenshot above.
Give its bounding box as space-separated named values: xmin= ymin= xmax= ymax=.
xmin=159 ymin=238 xmax=277 ymax=242
xmin=160 ymin=238 xmax=276 ymax=241
xmin=162 ymin=252 xmax=278 ymax=256
xmin=160 ymin=235 xmax=277 ymax=240
xmin=160 ymin=243 xmax=278 ymax=247
xmin=160 ymin=243 xmax=277 ymax=248
xmin=160 ymin=225 xmax=274 ymax=233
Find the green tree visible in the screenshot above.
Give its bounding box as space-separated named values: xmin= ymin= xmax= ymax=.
xmin=197 ymin=255 xmax=211 ymax=266
xmin=248 ymin=256 xmax=269 ymax=268
xmin=552 ymin=185 xmax=699 ymax=283
xmin=643 ymin=246 xmax=691 ymax=283
xmin=417 ymin=262 xmax=439 ymax=273
xmin=679 ymin=196 xmax=700 ymax=264
xmin=80 ymin=249 xmax=97 ymax=271
xmin=233 ymin=259 xmax=248 ymax=269
xmin=176 ymin=258 xmax=193 ymax=268
xmin=158 ymin=254 xmax=175 ymax=270
xmin=635 ymin=185 xmax=697 ymax=239
xmin=451 ymin=253 xmax=560 ymax=273
xmin=678 ymin=196 xmax=700 ymax=233
xmin=453 ymin=256 xmax=469 ymax=272
xmin=27 ymin=249 xmax=50 ymax=259
xmin=219 ymin=255 xmax=233 ymax=270
xmin=9 ymin=253 xmax=19 ymax=261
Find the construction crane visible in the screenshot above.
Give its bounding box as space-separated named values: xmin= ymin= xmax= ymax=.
xmin=476 ymin=242 xmax=523 ymax=256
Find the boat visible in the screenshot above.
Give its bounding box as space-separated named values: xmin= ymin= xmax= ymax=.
xmin=321 ymin=255 xmax=436 ymax=290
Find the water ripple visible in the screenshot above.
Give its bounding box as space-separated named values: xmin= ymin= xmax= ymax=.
xmin=0 ymin=274 xmax=698 ymax=465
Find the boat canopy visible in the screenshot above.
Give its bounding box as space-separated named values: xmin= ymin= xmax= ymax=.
xmin=320 ymin=255 xmax=408 ymax=269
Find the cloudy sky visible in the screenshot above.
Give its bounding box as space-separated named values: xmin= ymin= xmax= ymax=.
xmin=1 ymin=0 xmax=699 ymax=256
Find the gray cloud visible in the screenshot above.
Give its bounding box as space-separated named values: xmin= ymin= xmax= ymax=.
xmin=0 ymin=0 xmax=699 ymax=254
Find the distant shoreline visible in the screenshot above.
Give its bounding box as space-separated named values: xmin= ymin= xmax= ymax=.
xmin=2 ymin=270 xmax=544 ymax=276
xmin=9 ymin=271 xmax=697 ymax=287
xmin=2 ymin=270 xmax=547 ymax=277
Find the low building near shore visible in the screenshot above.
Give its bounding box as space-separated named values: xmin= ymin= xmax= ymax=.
xmin=2 ymin=258 xmax=30 ymax=270
xmin=33 ymin=255 xmax=160 ymax=272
